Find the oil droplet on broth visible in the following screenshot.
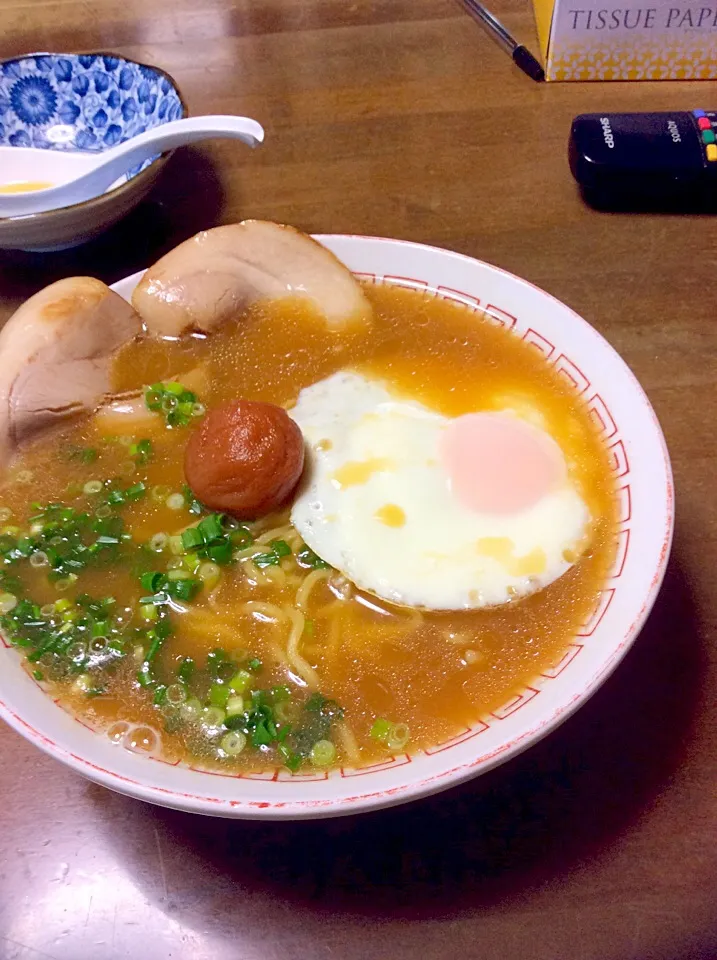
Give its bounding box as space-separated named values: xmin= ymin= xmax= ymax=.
xmin=107 ymin=720 xmax=130 ymax=743
xmin=124 ymin=725 xmax=159 ymax=754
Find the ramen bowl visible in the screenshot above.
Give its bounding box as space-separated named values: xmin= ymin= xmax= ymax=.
xmin=0 ymin=236 xmax=673 ymax=818
xmin=0 ymin=52 xmax=186 ymax=252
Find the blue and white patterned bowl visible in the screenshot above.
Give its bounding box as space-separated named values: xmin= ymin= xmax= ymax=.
xmin=0 ymin=52 xmax=187 ymax=251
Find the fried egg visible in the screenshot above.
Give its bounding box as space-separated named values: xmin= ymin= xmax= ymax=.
xmin=289 ymin=372 xmax=591 ymax=610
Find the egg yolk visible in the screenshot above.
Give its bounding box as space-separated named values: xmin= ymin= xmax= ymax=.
xmin=440 ymin=412 xmax=566 ymax=514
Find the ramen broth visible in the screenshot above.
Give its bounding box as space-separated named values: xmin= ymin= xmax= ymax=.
xmin=0 ymin=284 xmax=617 ymax=772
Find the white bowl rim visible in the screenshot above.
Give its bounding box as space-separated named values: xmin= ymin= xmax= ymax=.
xmin=0 ymin=234 xmax=674 ymax=819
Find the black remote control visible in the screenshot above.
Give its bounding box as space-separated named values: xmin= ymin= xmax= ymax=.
xmin=569 ymin=111 xmax=717 ymax=209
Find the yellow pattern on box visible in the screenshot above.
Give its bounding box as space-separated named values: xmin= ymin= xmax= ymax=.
xmin=532 ymin=1 xmax=717 ymax=81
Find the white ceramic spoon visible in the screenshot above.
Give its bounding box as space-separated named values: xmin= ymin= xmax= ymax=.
xmin=0 ymin=115 xmax=264 ymax=217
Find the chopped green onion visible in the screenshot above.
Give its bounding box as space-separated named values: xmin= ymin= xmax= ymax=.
xmin=253 ymin=538 xmax=295 ymax=569
xmin=163 ymin=381 xmax=185 ymax=396
xmin=136 ymin=663 xmax=154 ymax=687
xmin=139 ymin=602 xmax=159 ymax=622
xmin=278 ymin=744 xmax=302 ymax=772
xmin=181 ymin=527 xmax=203 ymax=550
xmin=0 ymin=593 xmax=19 ymax=614
xmin=149 ymin=533 xmax=168 ymax=552
xmin=166 ymin=493 xmax=185 ymax=511
xmin=168 ymin=577 xmax=198 ymax=601
xmin=387 ymin=722 xmax=410 ymax=751
xmin=165 ymin=683 xmax=187 ymax=705
xmin=177 ymin=657 xmax=194 ymax=683
xmin=145 ymin=631 xmax=165 ymax=662
xmin=197 ymin=562 xmax=220 ymax=589
xmin=182 ymin=484 xmax=204 ymax=516
xmin=168 ymin=535 xmax=184 ymax=555
xmin=180 ymin=698 xmax=202 ymax=721
xmin=251 ymin=720 xmax=275 ymax=747
xmin=125 ymin=482 xmax=146 ymax=501
xmin=209 ymin=681 xmax=231 ymax=708
xmin=145 ymin=382 xmax=200 ymax=428
xmin=232 ymin=525 xmax=254 ymax=548
xmin=145 ymin=384 xmax=165 ymax=410
xmin=274 ymin=700 xmax=295 ymax=725
xmin=66 ymin=446 xmax=98 ymax=464
xmin=129 ymin=439 xmax=153 ymax=465
xmin=247 ymin=657 xmax=262 ymax=672
xmin=226 ymin=695 xmax=245 ymax=717
xmin=72 ymin=673 xmax=92 ymax=693
xmin=206 ymin=648 xmax=228 ymax=677
xmin=83 ymin=480 xmax=103 ymax=495
xmin=206 ymin=541 xmax=232 ymax=565
xmin=297 ymin=544 xmax=330 ymax=569
xmin=271 ymin=539 xmax=291 ymax=558
xmin=151 ymin=485 xmax=172 ymax=503
xmin=181 ymin=552 xmax=200 ymax=572
xmin=66 ymin=640 xmax=87 ymax=662
xmin=253 ymin=551 xmax=280 ymax=568
xmin=370 ymin=718 xmax=393 ymax=742
xmin=201 ymin=706 xmax=226 ymax=728
xmin=369 ymin=719 xmax=409 ymax=751
xmin=140 ymin=571 xmax=165 ymax=593
xmin=198 ymin=514 xmax=224 ymax=542
xmin=32 ymin=669 xmax=44 ymax=681
xmin=310 ymin=739 xmax=336 ymax=767
xmin=220 ymin=731 xmax=246 ymax=756
xmin=229 ymin=669 xmax=252 ymax=693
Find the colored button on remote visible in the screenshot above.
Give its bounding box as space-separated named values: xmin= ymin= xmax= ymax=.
xmin=698 ymin=116 xmax=712 ymax=130
xmin=706 ymin=143 xmax=717 ymax=161
xmin=703 ymin=129 xmax=716 ymax=144
xmin=694 ymin=109 xmax=706 ymax=117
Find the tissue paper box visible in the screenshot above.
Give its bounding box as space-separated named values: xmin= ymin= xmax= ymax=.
xmin=533 ymin=0 xmax=717 ymax=79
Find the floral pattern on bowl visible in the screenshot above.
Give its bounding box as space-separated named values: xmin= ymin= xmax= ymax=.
xmin=0 ymin=53 xmax=185 ymax=182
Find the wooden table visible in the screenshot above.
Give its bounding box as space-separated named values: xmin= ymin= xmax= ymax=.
xmin=1 ymin=2 xmax=716 ymax=958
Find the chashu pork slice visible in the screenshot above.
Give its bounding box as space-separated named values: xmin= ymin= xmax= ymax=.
xmin=132 ymin=220 xmax=372 ymax=338
xmin=0 ymin=276 xmax=142 ymax=463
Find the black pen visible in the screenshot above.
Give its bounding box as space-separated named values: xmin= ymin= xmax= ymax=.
xmin=459 ymin=0 xmax=545 ymax=83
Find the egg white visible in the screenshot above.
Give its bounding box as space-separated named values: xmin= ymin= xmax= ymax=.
xmin=289 ymin=372 xmax=591 ymax=610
